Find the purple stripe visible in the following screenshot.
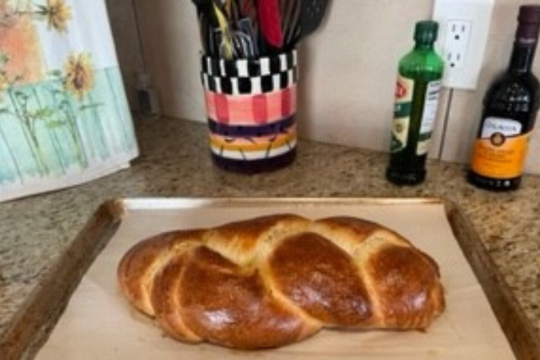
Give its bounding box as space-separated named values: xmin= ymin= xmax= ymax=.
xmin=208 ymin=115 xmax=295 ymax=137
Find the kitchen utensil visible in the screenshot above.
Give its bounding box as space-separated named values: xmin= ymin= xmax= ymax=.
xmin=192 ymin=0 xmax=219 ymax=26
xmin=198 ymin=12 xmax=210 ymax=54
xmin=257 ymin=0 xmax=284 ymax=49
xmin=239 ymin=0 xmax=260 ymax=53
xmin=192 ymin=0 xmax=221 ymax=55
xmin=288 ymin=0 xmax=330 ymax=48
xmin=236 ymin=17 xmax=259 ymax=57
xmin=300 ymin=0 xmax=330 ymax=38
xmin=281 ymin=0 xmax=301 ymax=50
xmin=212 ymin=0 xmax=235 ymax=59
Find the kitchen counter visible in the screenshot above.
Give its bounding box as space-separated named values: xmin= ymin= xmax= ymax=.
xmin=1 ymin=117 xmax=540 ymax=359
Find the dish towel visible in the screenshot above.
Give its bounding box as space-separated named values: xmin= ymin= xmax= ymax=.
xmin=0 ymin=0 xmax=138 ymax=202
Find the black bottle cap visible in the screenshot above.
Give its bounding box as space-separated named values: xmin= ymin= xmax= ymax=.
xmin=414 ymin=21 xmax=439 ymax=44
xmin=517 ymin=5 xmax=540 ymax=45
xmin=519 ymin=5 xmax=540 ymax=24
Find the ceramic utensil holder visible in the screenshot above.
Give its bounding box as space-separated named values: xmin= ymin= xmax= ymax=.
xmin=200 ymin=50 xmax=299 ymax=173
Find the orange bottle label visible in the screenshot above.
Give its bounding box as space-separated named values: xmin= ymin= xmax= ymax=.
xmin=470 ymin=117 xmax=530 ymax=179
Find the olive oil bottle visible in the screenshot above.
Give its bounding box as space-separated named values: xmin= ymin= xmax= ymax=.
xmin=386 ymin=21 xmax=444 ymax=185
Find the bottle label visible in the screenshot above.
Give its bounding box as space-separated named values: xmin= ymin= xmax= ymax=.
xmin=470 ymin=117 xmax=530 ymax=179
xmin=416 ymin=80 xmax=441 ymax=155
xmin=390 ymin=75 xmax=414 ymax=152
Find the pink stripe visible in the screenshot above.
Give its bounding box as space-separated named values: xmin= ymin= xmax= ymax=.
xmin=252 ymin=94 xmax=268 ymax=124
xmin=281 ymin=87 xmax=291 ymax=117
xmin=215 ymin=94 xmax=229 ymax=123
xmin=228 ymin=95 xmax=253 ymax=123
xmin=204 ymin=86 xmax=297 ymax=125
xmin=204 ymin=91 xmax=216 ymax=120
xmin=266 ymin=91 xmax=281 ymax=121
xmin=291 ymin=85 xmax=297 ymax=112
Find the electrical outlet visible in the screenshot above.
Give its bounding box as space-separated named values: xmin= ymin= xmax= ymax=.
xmin=433 ymin=0 xmax=494 ymax=90
xmin=443 ymin=20 xmax=472 ymax=70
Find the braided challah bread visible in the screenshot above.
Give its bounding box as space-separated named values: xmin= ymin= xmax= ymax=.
xmin=118 ymin=214 xmax=445 ymax=349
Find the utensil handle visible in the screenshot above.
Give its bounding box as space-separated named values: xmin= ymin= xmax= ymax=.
xmin=257 ymin=0 xmax=284 ymax=49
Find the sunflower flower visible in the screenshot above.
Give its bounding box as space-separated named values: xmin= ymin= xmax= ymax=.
xmin=63 ymin=52 xmax=95 ymax=100
xmin=38 ymin=0 xmax=72 ymax=33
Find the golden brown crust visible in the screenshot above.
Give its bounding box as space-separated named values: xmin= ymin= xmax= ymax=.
xmin=117 ymin=214 xmax=445 ymax=349
xmin=367 ymin=245 xmax=444 ymax=329
xmin=117 ymin=229 xmax=205 ymax=316
xmin=269 ymin=232 xmax=372 ymax=326
xmin=151 ymin=251 xmax=201 ymax=343
xmin=177 ymin=246 xmax=315 ymax=349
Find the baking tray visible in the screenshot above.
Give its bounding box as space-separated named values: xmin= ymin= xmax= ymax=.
xmin=2 ymin=198 xmax=539 ymax=360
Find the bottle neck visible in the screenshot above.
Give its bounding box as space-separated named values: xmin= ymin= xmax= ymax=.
xmin=414 ymin=41 xmax=434 ymax=51
xmin=508 ymin=42 xmax=537 ymax=74
xmin=509 ymin=17 xmax=540 ymax=74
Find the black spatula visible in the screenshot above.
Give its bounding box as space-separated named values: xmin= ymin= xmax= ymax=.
xmin=287 ymin=0 xmax=330 ymax=49
xmin=301 ymin=0 xmax=330 ymax=39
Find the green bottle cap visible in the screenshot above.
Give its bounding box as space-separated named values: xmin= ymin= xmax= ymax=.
xmin=414 ymin=21 xmax=439 ymax=43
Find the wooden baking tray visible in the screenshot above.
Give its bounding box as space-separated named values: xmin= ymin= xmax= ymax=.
xmin=2 ymin=198 xmax=539 ymax=360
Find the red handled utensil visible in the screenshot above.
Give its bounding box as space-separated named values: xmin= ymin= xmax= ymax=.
xmin=257 ymin=0 xmax=284 ymax=49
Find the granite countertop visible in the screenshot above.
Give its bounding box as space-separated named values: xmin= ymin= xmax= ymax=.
xmin=1 ymin=117 xmax=540 ymax=358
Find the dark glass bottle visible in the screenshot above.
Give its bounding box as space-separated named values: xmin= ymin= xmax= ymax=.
xmin=386 ymin=21 xmax=444 ymax=185
xmin=468 ymin=5 xmax=540 ymax=191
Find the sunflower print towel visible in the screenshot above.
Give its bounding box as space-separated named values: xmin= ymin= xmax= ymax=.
xmin=0 ymin=0 xmax=138 ymax=202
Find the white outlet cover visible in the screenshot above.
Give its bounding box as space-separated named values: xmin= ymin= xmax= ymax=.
xmin=433 ymin=0 xmax=494 ymax=90
xmin=443 ymin=20 xmax=472 ymax=70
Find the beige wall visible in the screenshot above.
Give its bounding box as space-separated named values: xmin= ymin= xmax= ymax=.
xmin=123 ymin=0 xmax=540 ymax=174
xmin=105 ymin=0 xmax=144 ymax=108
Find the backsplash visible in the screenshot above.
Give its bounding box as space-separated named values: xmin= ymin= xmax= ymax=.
xmin=106 ymin=0 xmax=540 ymax=175
xmin=105 ymin=0 xmax=143 ymax=108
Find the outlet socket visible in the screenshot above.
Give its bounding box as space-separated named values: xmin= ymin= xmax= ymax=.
xmin=433 ymin=0 xmax=494 ymax=90
xmin=443 ymin=20 xmax=472 ymax=70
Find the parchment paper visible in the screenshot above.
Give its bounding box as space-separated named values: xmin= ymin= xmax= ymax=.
xmin=35 ymin=201 xmax=517 ymax=359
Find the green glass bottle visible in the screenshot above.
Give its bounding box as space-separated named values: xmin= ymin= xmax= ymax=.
xmin=386 ymin=21 xmax=445 ymax=185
